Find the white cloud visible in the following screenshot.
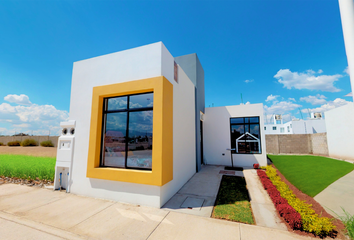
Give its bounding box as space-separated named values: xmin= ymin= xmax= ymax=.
xmin=345 ymin=92 xmax=352 ymax=97
xmin=288 ymin=98 xmax=296 ymax=102
xmin=274 ymin=69 xmax=342 ymax=92
xmin=303 ymin=98 xmax=350 ymax=113
xmin=265 ymin=94 xmax=279 ymax=102
xmin=245 ymin=101 xmax=250 ymax=105
xmin=264 ymin=100 xmax=302 ymax=115
xmin=344 ymin=66 xmax=350 ymax=75
xmin=300 ymin=94 xmax=327 ymax=105
xmin=318 ymin=69 xmax=323 ymax=74
xmin=4 ymin=94 xmax=32 ymax=105
xmin=244 ymin=79 xmax=254 ymax=83
xmin=0 ymin=95 xmax=69 ymax=135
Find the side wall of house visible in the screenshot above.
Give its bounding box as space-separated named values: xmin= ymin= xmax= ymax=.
xmin=325 ymin=102 xmax=354 ymax=160
xmin=203 ymin=104 xmax=267 ymax=168
xmin=160 ymin=48 xmax=196 ymax=206
xmin=174 ymin=53 xmax=205 ymax=172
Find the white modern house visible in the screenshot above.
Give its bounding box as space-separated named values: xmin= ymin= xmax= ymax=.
xmin=264 ymin=114 xmax=326 ymax=135
xmin=54 ymin=42 xmax=267 ymax=208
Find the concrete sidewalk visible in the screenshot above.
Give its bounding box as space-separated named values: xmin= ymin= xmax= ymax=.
xmin=0 ymin=183 xmax=315 ymax=240
xmin=243 ymin=169 xmax=287 ymax=231
xmin=314 ymin=169 xmax=354 ymax=218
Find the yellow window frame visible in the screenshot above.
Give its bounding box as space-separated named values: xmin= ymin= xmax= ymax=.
xmin=86 ymin=76 xmax=173 ymax=186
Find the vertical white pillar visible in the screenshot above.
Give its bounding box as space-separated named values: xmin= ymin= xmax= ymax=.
xmin=338 ymin=0 xmax=354 ymax=102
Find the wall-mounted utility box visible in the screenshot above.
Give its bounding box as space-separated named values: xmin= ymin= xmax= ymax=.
xmin=54 ymin=120 xmax=76 ymax=192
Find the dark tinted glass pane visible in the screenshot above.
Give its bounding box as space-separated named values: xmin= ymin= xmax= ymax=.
xmin=237 ymin=142 xmax=249 ymax=153
xmin=102 ymin=112 xmax=127 ymax=167
xmin=127 ymin=110 xmax=153 ymax=169
xmin=250 ymin=124 xmax=260 ymax=139
xmin=107 ymin=96 xmax=127 ymax=111
xmin=231 ymin=125 xmax=244 ymax=151
xmin=129 ymin=93 xmax=153 ymax=109
xmin=249 ymin=117 xmax=259 ymax=123
xmin=245 ymin=124 xmax=249 ymax=133
xmin=245 ymin=117 xmax=250 ymax=123
xmin=230 ymin=118 xmax=244 ymax=124
xmin=231 ymin=125 xmax=244 ymax=138
xmin=250 ymin=142 xmax=259 ymax=153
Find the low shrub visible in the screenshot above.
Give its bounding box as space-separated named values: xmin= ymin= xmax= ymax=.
xmin=0 ymin=142 xmax=4 ymax=146
xmin=257 ymin=170 xmax=302 ymax=230
xmin=264 ymin=166 xmax=336 ymax=236
xmin=253 ymin=163 xmax=259 ymax=169
xmin=21 ymin=139 xmax=38 ymax=147
xmin=7 ymin=140 xmax=21 ymax=146
xmin=40 ymin=140 xmax=54 ymax=147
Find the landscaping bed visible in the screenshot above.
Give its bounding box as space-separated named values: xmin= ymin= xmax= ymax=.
xmin=212 ymin=175 xmax=254 ymax=224
xmin=0 ymin=176 xmax=53 ymax=187
xmin=258 ymin=165 xmax=346 ymax=239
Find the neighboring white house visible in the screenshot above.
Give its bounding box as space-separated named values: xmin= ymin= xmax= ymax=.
xmin=204 ymin=104 xmax=267 ymax=168
xmin=264 ymin=114 xmax=326 ymax=135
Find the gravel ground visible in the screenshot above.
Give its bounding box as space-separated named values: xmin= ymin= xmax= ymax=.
xmin=0 ymin=146 xmax=57 ymax=158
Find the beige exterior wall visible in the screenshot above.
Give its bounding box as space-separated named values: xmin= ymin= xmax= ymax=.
xmin=266 ymin=133 xmax=328 ymax=156
xmin=0 ymin=136 xmax=59 ymax=147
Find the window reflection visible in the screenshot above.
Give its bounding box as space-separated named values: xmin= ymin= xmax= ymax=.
xmin=107 ymin=96 xmax=127 ymax=111
xmin=127 ymin=111 xmax=153 ymax=169
xmin=103 ymin=112 xmax=127 ymax=167
xmin=101 ymin=92 xmax=154 ymax=170
xmin=129 ymin=93 xmax=154 ymax=109
xmin=230 ymin=117 xmax=261 ymax=154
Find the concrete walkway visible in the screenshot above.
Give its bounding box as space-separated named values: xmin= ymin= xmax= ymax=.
xmin=243 ymin=169 xmax=287 ymax=231
xmin=0 ymin=183 xmax=315 ymax=240
xmin=314 ymin=169 xmax=354 ymax=218
xmin=162 ymin=165 xmax=243 ymax=217
xmin=163 ymin=166 xmax=287 ymax=231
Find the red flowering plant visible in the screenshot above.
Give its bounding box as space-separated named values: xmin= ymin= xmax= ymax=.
xmin=257 ymin=170 xmax=302 ymax=230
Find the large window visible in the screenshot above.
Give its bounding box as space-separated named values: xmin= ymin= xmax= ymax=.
xmin=230 ymin=117 xmax=261 ymax=154
xmin=101 ymin=92 xmax=153 ymax=170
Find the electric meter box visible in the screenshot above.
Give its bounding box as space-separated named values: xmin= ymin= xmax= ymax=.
xmin=54 ymin=120 xmax=76 ymax=192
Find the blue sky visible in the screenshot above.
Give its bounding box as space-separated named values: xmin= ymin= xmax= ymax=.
xmin=0 ymin=0 xmax=352 ymax=135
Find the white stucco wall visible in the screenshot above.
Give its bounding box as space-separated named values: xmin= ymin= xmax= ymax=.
xmin=68 ymin=42 xmax=196 ymax=207
xmin=160 ymin=62 xmax=196 ymax=207
xmin=292 ymin=119 xmax=326 ymax=134
xmin=325 ymin=102 xmax=354 ymax=160
xmin=203 ymin=104 xmax=267 ymax=168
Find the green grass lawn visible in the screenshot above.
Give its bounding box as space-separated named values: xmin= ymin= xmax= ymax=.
xmin=268 ymin=155 xmax=354 ymax=197
xmin=212 ymin=175 xmax=254 ymax=224
xmin=0 ymin=154 xmax=56 ymax=181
